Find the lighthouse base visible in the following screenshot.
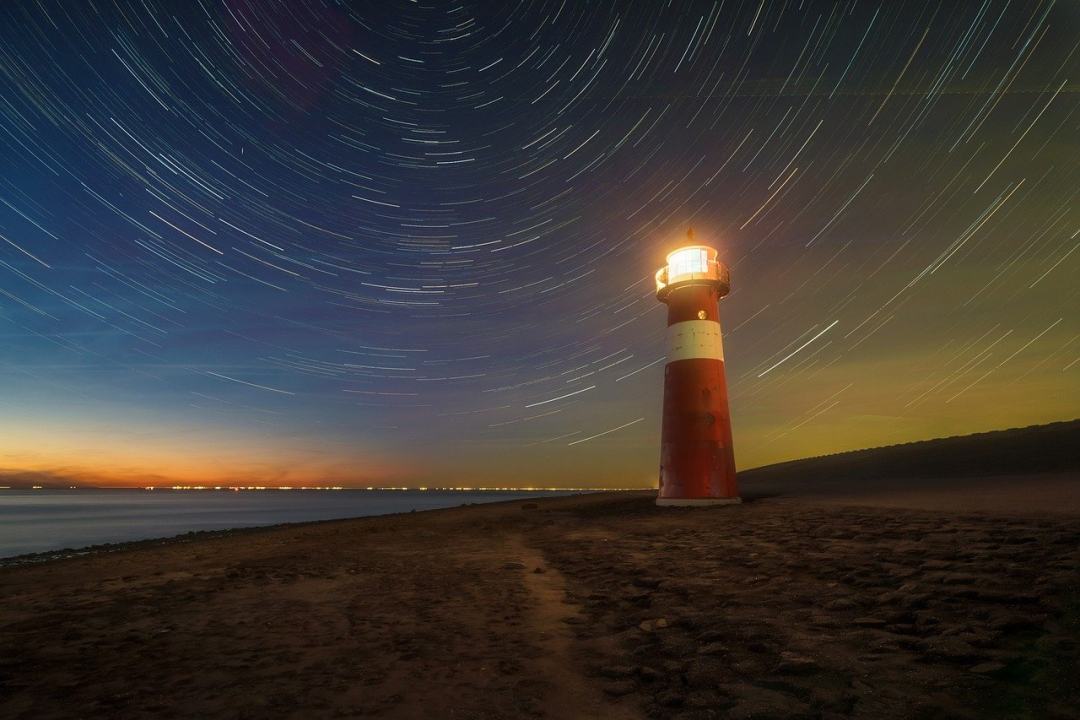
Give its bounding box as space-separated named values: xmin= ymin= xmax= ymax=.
xmin=656 ymin=497 xmax=742 ymax=507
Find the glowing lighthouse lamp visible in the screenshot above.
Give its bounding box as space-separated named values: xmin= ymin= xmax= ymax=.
xmin=654 ymin=230 xmax=739 ymax=506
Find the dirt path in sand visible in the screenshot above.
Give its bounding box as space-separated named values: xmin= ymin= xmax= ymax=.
xmin=510 ymin=534 xmax=642 ymax=720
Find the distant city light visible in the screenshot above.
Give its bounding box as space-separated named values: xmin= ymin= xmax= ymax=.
xmin=134 ymin=485 xmax=643 ymax=492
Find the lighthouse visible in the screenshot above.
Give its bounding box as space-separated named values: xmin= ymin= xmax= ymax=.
xmin=654 ymin=230 xmax=739 ymax=506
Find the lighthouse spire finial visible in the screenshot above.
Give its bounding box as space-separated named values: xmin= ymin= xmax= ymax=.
xmin=687 ymin=226 xmax=695 ymax=242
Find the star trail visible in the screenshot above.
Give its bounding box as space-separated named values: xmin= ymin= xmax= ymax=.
xmin=0 ymin=0 xmax=1077 ymax=488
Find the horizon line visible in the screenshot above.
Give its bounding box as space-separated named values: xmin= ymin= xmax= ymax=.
xmin=1 ymin=485 xmax=652 ymax=492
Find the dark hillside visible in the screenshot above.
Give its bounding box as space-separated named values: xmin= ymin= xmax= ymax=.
xmin=741 ymin=419 xmax=1080 ymax=484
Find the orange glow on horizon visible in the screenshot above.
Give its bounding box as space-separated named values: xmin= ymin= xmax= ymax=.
xmin=0 ymin=418 xmax=410 ymax=489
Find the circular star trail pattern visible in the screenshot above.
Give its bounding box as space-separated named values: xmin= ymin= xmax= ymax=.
xmin=0 ymin=1 xmax=1077 ymax=487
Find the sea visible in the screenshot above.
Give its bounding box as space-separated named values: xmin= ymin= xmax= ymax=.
xmin=0 ymin=488 xmax=578 ymax=559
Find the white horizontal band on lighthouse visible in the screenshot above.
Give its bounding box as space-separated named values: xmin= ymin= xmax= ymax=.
xmin=666 ymin=319 xmax=724 ymax=363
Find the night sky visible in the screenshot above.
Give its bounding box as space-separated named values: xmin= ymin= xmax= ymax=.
xmin=1 ymin=0 xmax=1077 ymax=488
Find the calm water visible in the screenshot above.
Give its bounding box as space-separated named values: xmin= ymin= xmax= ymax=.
xmin=0 ymin=488 xmax=575 ymax=559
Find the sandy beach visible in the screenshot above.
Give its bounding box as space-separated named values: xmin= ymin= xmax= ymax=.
xmin=1 ymin=460 xmax=1078 ymax=719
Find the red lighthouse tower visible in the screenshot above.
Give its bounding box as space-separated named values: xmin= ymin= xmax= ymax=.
xmin=655 ymin=230 xmax=739 ymax=506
